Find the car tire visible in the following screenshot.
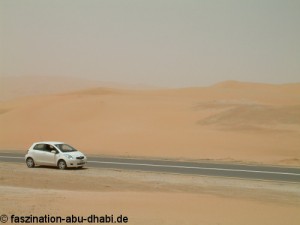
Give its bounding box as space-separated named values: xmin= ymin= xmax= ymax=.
xmin=26 ymin=157 xmax=35 ymax=168
xmin=58 ymin=160 xmax=67 ymax=170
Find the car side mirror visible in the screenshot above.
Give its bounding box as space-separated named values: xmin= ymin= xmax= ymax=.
xmin=51 ymin=150 xmax=57 ymax=154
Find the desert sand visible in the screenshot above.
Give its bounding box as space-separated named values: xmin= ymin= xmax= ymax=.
xmin=1 ymin=162 xmax=300 ymax=225
xmin=1 ymin=77 xmax=300 ymax=166
xmin=1 ymin=77 xmax=300 ymax=224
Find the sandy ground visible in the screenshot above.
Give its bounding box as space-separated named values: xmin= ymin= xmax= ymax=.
xmin=1 ymin=162 xmax=300 ymax=225
xmin=1 ymin=77 xmax=300 ymax=166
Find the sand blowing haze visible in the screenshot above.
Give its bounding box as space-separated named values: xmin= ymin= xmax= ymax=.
xmin=2 ymin=2 xmax=300 ymax=225
xmin=1 ymin=77 xmax=300 ymax=166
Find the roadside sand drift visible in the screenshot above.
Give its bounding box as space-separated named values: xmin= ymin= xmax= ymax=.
xmin=1 ymin=162 xmax=300 ymax=225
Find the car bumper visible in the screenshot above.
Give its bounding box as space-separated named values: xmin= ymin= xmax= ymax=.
xmin=66 ymin=159 xmax=87 ymax=167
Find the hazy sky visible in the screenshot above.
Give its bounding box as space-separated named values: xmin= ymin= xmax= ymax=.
xmin=1 ymin=0 xmax=299 ymax=87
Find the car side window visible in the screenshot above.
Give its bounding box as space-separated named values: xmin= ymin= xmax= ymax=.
xmin=44 ymin=144 xmax=55 ymax=153
xmin=33 ymin=144 xmax=55 ymax=152
xmin=33 ymin=144 xmax=45 ymax=151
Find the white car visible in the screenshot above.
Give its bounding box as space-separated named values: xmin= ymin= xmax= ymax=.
xmin=25 ymin=141 xmax=87 ymax=169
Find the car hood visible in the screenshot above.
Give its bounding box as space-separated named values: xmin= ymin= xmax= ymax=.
xmin=63 ymin=151 xmax=85 ymax=158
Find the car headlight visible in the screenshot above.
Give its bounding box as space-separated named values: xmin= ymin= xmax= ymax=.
xmin=65 ymin=154 xmax=73 ymax=159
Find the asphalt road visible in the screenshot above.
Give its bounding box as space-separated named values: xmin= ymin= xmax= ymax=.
xmin=1 ymin=152 xmax=300 ymax=183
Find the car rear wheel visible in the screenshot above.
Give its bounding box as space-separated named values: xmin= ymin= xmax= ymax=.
xmin=26 ymin=158 xmax=35 ymax=168
xmin=58 ymin=160 xmax=67 ymax=170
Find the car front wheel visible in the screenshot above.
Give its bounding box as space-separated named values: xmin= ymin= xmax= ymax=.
xmin=26 ymin=158 xmax=35 ymax=168
xmin=58 ymin=160 xmax=67 ymax=170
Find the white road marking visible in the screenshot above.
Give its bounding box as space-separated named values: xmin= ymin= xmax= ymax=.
xmin=1 ymin=156 xmax=299 ymax=177
xmin=88 ymin=161 xmax=300 ymax=176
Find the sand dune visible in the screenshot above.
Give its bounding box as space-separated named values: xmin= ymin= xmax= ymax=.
xmin=0 ymin=78 xmax=300 ymax=166
xmin=198 ymin=103 xmax=300 ymax=130
xmin=0 ymin=76 xmax=100 ymax=101
xmin=0 ymin=76 xmax=152 ymax=101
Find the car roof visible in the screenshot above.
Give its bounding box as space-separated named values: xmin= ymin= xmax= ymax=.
xmin=33 ymin=141 xmax=64 ymax=145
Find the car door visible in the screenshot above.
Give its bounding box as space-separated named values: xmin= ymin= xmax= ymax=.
xmin=32 ymin=144 xmax=46 ymax=164
xmin=39 ymin=144 xmax=57 ymax=166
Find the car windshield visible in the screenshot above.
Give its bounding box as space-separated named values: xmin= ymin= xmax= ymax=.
xmin=55 ymin=144 xmax=78 ymax=153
